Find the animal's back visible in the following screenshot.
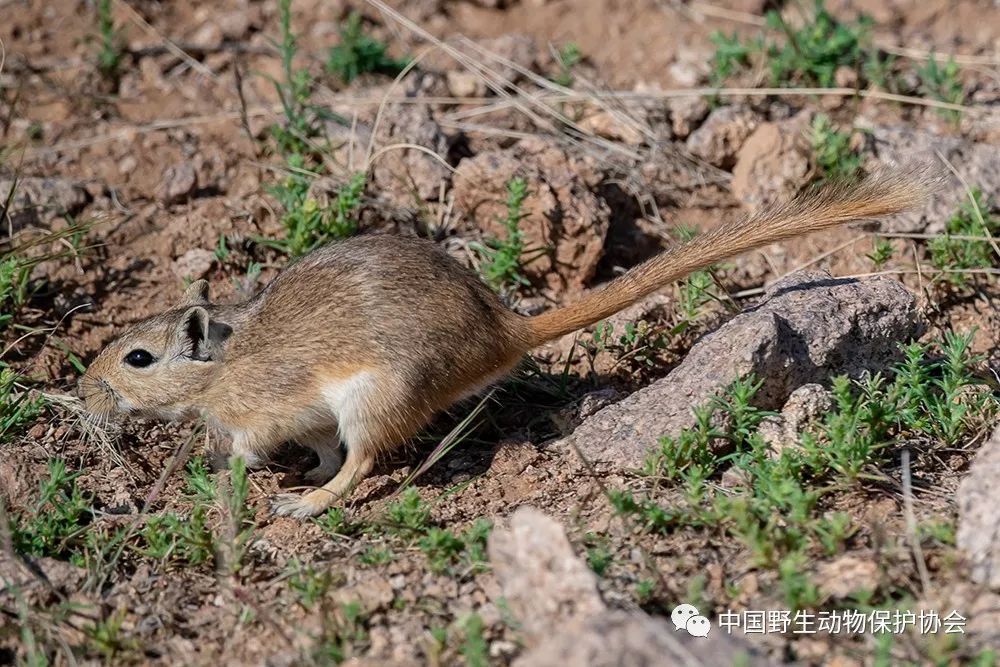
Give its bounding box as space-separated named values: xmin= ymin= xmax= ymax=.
xmin=239 ymin=235 xmax=528 ymax=407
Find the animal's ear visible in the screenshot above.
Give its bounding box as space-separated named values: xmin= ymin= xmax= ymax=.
xmin=178 ymin=306 xmax=232 ymax=361
xmin=180 ymin=280 xmax=210 ymax=306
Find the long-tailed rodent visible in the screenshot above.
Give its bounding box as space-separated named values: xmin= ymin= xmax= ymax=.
xmin=80 ymin=171 xmax=924 ymax=517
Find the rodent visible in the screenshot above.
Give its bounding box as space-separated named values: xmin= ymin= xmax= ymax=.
xmin=80 ymin=170 xmax=924 ymax=518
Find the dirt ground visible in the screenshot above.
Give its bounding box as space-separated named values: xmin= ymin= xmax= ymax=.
xmin=3 ymin=0 xmax=1000 ymax=665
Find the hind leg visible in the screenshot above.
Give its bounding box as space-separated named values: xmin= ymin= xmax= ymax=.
xmin=295 ymin=426 xmax=345 ymax=484
xmin=271 ymin=378 xmax=428 ymax=518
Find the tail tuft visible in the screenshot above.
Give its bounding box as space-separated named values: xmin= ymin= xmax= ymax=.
xmin=522 ymin=166 xmax=933 ymax=347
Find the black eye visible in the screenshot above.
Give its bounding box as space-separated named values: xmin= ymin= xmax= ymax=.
xmin=124 ymin=349 xmax=155 ymax=368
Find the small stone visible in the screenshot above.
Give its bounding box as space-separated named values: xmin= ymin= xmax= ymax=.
xmin=157 ymin=163 xmax=198 ymax=205
xmin=731 ymin=111 xmax=813 ymax=210
xmin=172 ymin=248 xmax=215 ymax=280
xmin=118 ymin=155 xmax=138 ymax=175
xmin=217 ymin=12 xmax=250 ymax=40
xmin=817 ymin=556 xmax=879 ymax=598
xmin=189 ymin=22 xmax=223 ymax=50
xmin=446 ymin=70 xmax=486 ymax=98
xmin=685 ymin=105 xmax=759 ymax=169
xmin=668 ymin=95 xmax=710 ymax=139
xmin=578 ymin=110 xmax=644 ymax=145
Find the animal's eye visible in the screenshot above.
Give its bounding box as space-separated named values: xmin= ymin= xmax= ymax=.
xmin=123 ymin=349 xmax=155 ymax=368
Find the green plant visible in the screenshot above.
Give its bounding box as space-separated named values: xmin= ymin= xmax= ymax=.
xmin=583 ymin=533 xmax=613 ymax=576
xmin=359 ymin=546 xmax=394 ymax=566
xmin=12 ymin=459 xmax=93 ymax=562
xmin=316 ymin=506 xmax=358 ymax=537
xmin=918 ymin=54 xmax=963 ymax=121
xmin=138 ymin=506 xmax=215 ymax=565
xmin=634 ymin=578 xmax=655 ymax=603
xmin=589 ymin=319 xmax=667 ymax=370
xmin=384 ymin=487 xmax=431 ymax=535
xmin=86 ymin=609 xmax=138 ymax=660
xmin=266 ymin=167 xmax=366 ymax=257
xmin=811 ymin=114 xmax=863 ymax=183
xmin=929 ymin=188 xmax=999 ymax=286
xmin=0 ymin=254 xmax=33 ymax=330
xmin=287 ymin=559 xmax=333 ymax=608
xmin=472 ymin=177 xmax=539 ymax=294
xmin=270 ymin=0 xmax=324 ymax=156
xmin=417 ymin=519 xmax=491 ymax=575
xmin=95 ymin=0 xmax=123 ymax=81
xmin=0 ymin=368 xmax=45 ymax=444
xmin=709 ymin=32 xmax=757 ymax=87
xmin=670 ymin=225 xmax=720 ymax=323
xmin=867 ymin=237 xmax=894 ymax=269
xmin=710 ymin=1 xmax=874 ymax=88
xmin=612 ymin=334 xmax=996 ymax=608
xmin=552 ymin=42 xmax=582 ymax=87
xmin=459 ymin=614 xmax=489 ymax=667
xmin=309 ymin=601 xmax=367 ymax=664
xmin=326 ymin=11 xmax=410 ymax=83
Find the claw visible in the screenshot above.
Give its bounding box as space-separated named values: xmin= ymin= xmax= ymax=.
xmin=270 ymin=493 xmax=325 ymax=519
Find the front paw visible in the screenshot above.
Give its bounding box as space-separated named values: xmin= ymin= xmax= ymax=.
xmin=270 ymin=492 xmax=328 ymax=519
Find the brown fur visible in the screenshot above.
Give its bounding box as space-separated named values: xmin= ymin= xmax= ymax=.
xmin=81 ymin=169 xmax=926 ymax=517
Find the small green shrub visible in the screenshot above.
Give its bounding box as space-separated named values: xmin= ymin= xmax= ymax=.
xmin=327 ymin=12 xmax=410 ymax=83
xmin=95 ymin=0 xmax=123 ymax=81
xmin=12 ymin=459 xmax=93 ymax=562
xmin=472 ymin=177 xmax=536 ymax=294
xmin=811 ymin=114 xmax=864 ymax=183
xmin=710 ymin=1 xmax=874 ymax=88
xmin=929 ymin=188 xmax=999 ymax=286
xmin=918 ymin=54 xmax=964 ymax=120
xmin=267 ymin=167 xmax=366 ymax=256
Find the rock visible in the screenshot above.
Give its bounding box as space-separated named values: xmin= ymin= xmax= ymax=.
xmin=488 ymin=506 xmax=604 ymax=645
xmin=731 ymin=112 xmax=813 ymax=210
xmin=685 ymin=105 xmax=759 ymax=169
xmin=866 ymin=125 xmax=1000 ymax=233
xmin=452 ymin=137 xmax=610 ymax=291
xmin=479 ymin=34 xmax=539 ymax=84
xmin=172 ymin=248 xmax=215 ymax=281
xmin=516 ymin=610 xmax=775 ymax=667
xmin=560 ymin=271 xmax=921 ymax=467
xmin=489 ymin=508 xmax=773 ymax=665
xmin=758 ymin=383 xmax=835 ymax=456
xmin=578 ymin=110 xmax=645 ymax=145
xmin=157 ymin=163 xmax=198 ymax=205
xmin=371 ymin=105 xmax=453 ymax=205
xmin=188 ymin=21 xmax=223 ymax=50
xmin=817 ymin=556 xmax=879 ymax=598
xmin=446 ymin=70 xmax=486 ymax=98
xmin=217 ymin=11 xmax=250 ymax=40
xmin=668 ymin=95 xmax=711 ymax=139
xmin=957 ymin=425 xmax=1000 ymax=589
xmin=0 ymin=177 xmax=90 ymax=230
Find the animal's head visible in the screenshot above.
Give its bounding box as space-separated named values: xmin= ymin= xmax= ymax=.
xmin=80 ymin=280 xmax=233 ymax=421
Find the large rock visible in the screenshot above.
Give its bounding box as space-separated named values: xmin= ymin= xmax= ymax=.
xmin=0 ymin=177 xmax=90 ymax=230
xmin=560 ymin=271 xmax=921 ymax=467
xmin=957 ymin=425 xmax=1000 ymax=589
xmin=516 ymin=610 xmax=776 ymax=667
xmin=490 ymin=507 xmax=775 ymax=666
xmin=867 ymin=125 xmax=1000 ymax=233
xmin=487 ymin=506 xmax=604 ymax=644
xmin=452 ymin=137 xmax=610 ymax=291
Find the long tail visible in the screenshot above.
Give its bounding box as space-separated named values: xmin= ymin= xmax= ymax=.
xmin=524 ymin=167 xmax=931 ymax=347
